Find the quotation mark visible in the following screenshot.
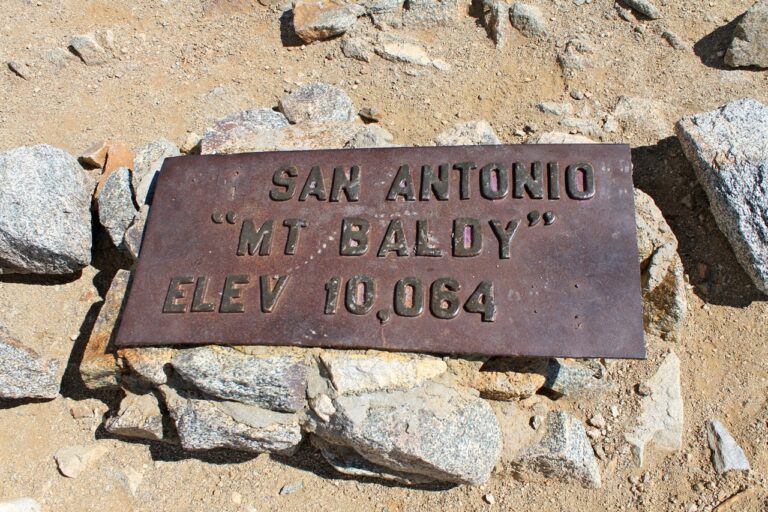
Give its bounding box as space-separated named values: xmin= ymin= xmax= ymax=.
xmin=528 ymin=210 xmax=556 ymax=227
xmin=212 ymin=211 xmax=238 ymax=224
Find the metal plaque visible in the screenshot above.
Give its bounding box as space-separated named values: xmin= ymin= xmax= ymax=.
xmin=115 ymin=144 xmax=644 ymax=358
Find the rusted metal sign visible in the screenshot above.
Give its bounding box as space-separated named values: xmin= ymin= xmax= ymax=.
xmin=115 ymin=144 xmax=644 ymax=358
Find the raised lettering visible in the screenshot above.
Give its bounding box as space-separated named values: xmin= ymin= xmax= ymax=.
xmin=191 ymin=276 xmax=215 ymax=312
xmin=378 ymin=219 xmax=409 ymax=257
xmin=415 ymin=220 xmax=442 ymax=257
xmin=453 ymin=218 xmax=483 ymax=257
xmin=387 ymin=165 xmax=415 ymax=201
xmin=299 ymin=165 xmax=328 ymax=201
xmin=220 ymin=275 xmax=249 ymax=313
xmin=566 ymin=163 xmax=596 ymax=199
xmin=513 ymin=161 xmax=544 ymax=199
xmin=237 ymin=219 xmax=273 ymax=256
xmin=283 ymin=218 xmax=307 ymax=255
xmin=340 ymin=217 xmax=370 ymax=256
xmin=489 ymin=219 xmax=520 ymax=259
xmin=420 ymin=164 xmax=450 ymax=200
xmin=453 ymin=162 xmax=476 ymax=200
xmin=260 ymin=275 xmax=289 ymax=313
xmin=330 ymin=166 xmax=361 ymax=202
xmin=163 ymin=276 xmax=194 ymax=313
xmin=270 ymin=166 xmax=298 ymax=201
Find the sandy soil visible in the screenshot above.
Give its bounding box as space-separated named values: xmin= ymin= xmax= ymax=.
xmin=0 ymin=0 xmax=767 ymax=511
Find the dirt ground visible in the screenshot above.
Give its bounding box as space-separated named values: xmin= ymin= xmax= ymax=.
xmin=0 ymin=0 xmax=767 ymax=511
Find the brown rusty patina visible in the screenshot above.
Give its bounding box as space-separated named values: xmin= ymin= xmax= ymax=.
xmin=115 ymin=144 xmax=644 ymax=358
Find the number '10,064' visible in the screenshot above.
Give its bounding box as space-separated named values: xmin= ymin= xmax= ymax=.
xmin=324 ymin=276 xmax=496 ymax=321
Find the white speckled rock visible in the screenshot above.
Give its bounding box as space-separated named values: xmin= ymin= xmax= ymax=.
xmin=279 ymin=83 xmax=355 ymax=124
xmin=0 ymin=330 xmax=60 ymax=399
xmin=706 ymin=420 xmax=751 ymax=474
xmin=725 ymin=0 xmax=768 ymax=68
xmin=0 ymin=145 xmax=91 ymax=274
xmin=97 ymin=167 xmax=137 ymax=249
xmin=676 ymin=98 xmax=768 ymax=294
xmin=625 ymin=352 xmax=683 ymax=465
xmin=434 ymin=121 xmax=501 ymax=146
xmin=510 ymin=411 xmax=602 ymax=488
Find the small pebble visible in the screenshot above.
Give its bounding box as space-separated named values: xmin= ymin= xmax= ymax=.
xmin=279 ymin=482 xmax=304 ymax=495
xmin=483 ymin=493 xmax=495 ymax=505
xmin=570 ymin=89 xmax=584 ymax=100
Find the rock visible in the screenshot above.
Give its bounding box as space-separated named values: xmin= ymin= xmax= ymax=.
xmin=79 ymin=140 xmax=109 ymax=168
xmin=559 ymin=117 xmax=601 ymax=137
xmin=80 ymin=269 xmax=129 ymax=390
xmin=662 ymin=30 xmax=687 ymax=50
xmin=292 ymin=0 xmax=363 ymax=43
xmin=341 ymin=37 xmax=371 ymax=62
xmin=402 ymin=0 xmax=459 ymax=28
xmin=472 ymin=370 xmax=545 ymax=400
xmin=0 ymin=145 xmax=91 ymax=274
xmin=116 ymin=467 xmax=143 ymax=496
xmin=7 ymin=60 xmax=30 ymax=80
xmin=201 ymin=109 xmax=290 ymax=155
xmin=588 ymin=414 xmax=606 ymax=429
xmin=510 ymin=411 xmax=601 ymax=488
xmin=538 ymin=102 xmax=573 ymax=116
xmin=97 ymin=167 xmax=137 ymax=249
xmin=725 ymin=0 xmax=768 ymax=68
xmin=0 ymin=331 xmax=60 ymax=399
xmin=0 ymin=498 xmax=42 ymax=512
xmin=542 ymin=358 xmax=608 ymax=397
xmin=484 ymin=493 xmax=495 ymax=505
xmin=612 ymin=96 xmax=671 ymax=139
xmin=180 ymin=132 xmax=202 ymax=155
xmin=358 ymin=107 xmax=383 ymax=123
xmin=527 ymin=131 xmax=594 ymax=143
xmin=200 ymin=120 xmax=375 ymax=153
xmin=159 ymin=385 xmax=303 ymax=455
xmin=318 ymin=350 xmax=446 ymax=394
xmin=119 ymin=346 xmax=177 ymax=386
xmin=482 ymin=0 xmax=511 ymax=48
xmin=132 ymin=139 xmax=180 ymax=206
xmin=69 ymin=34 xmax=108 ymax=65
xmin=54 ymin=444 xmax=109 ymax=478
xmin=510 ymin=3 xmax=547 ymax=38
xmin=279 ymin=482 xmax=304 ymax=495
xmin=309 ymin=381 xmax=501 ymax=485
xmin=105 ymin=390 xmax=166 ymax=441
xmin=634 ymin=189 xmax=687 ymax=338
xmin=622 ymin=0 xmax=661 ymax=19
xmin=676 ymin=98 xmax=768 ymax=295
xmin=171 ymin=346 xmax=309 ymax=412
xmin=374 ymin=36 xmax=432 ymax=66
xmin=434 ymin=120 xmax=501 ymax=145
xmin=94 ymin=142 xmax=134 ymax=198
xmin=279 ymin=83 xmax=355 ymax=124
xmin=558 ymin=38 xmax=592 ymax=72
xmin=706 ymin=420 xmax=750 ymax=474
xmin=123 ymin=204 xmax=149 ymax=260
xmin=625 ymin=352 xmax=683 ymax=466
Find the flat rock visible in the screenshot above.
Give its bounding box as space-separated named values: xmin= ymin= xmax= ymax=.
xmin=510 ymin=3 xmax=547 ymax=38
xmin=292 ymin=0 xmax=363 ymax=43
xmin=676 ymin=98 xmax=768 ymax=295
xmin=472 ymin=370 xmax=545 ymax=400
xmin=622 ymin=0 xmax=660 ymax=19
xmin=510 ymin=411 xmax=601 ymax=488
xmin=54 ymin=444 xmax=109 ymax=478
xmin=132 ymin=139 xmax=180 ymax=206
xmin=0 ymin=498 xmax=42 ymax=512
xmin=434 ymin=120 xmax=501 ymax=145
xmin=80 ymin=269 xmax=129 ymax=390
xmin=634 ymin=189 xmax=687 ymax=338
xmin=341 ymin=37 xmax=372 ymax=62
xmin=482 ymin=0 xmax=510 ymax=48
xmin=69 ymin=34 xmax=108 ymax=65
xmin=201 ymin=109 xmax=289 ymax=155
xmin=79 ymin=140 xmax=109 ymax=168
xmin=345 ymin=124 xmax=395 ymax=148
xmin=170 ymin=346 xmax=309 ymax=412
xmin=375 ymin=37 xmax=432 ymax=66
xmin=706 ymin=420 xmax=751 ymax=474
xmin=612 ymin=96 xmax=671 ymax=139
xmin=527 ymin=131 xmax=594 ymax=143
xmin=309 ymin=381 xmax=501 ymax=485
xmin=97 ymin=167 xmax=137 ymax=249
xmin=318 ymin=350 xmax=446 ymax=395
xmin=625 ymin=352 xmax=683 ymax=466
xmin=199 ymin=120 xmax=376 ymax=153
xmin=119 ymin=346 xmax=177 ymax=386
xmin=159 ymin=385 xmax=303 ymax=455
xmin=279 ymin=83 xmax=354 ymax=123
xmin=105 ymin=390 xmax=166 ymax=441
xmin=725 ymin=0 xmax=768 ymax=68
xmin=402 ymin=0 xmax=459 ymax=28
xmin=0 ymin=145 xmax=91 ymax=274
xmin=0 ymin=330 xmax=60 ymax=399
xmin=541 ymin=358 xmax=608 ymax=397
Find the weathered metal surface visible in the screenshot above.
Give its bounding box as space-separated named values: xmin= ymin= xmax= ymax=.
xmin=115 ymin=145 xmax=644 ymax=358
